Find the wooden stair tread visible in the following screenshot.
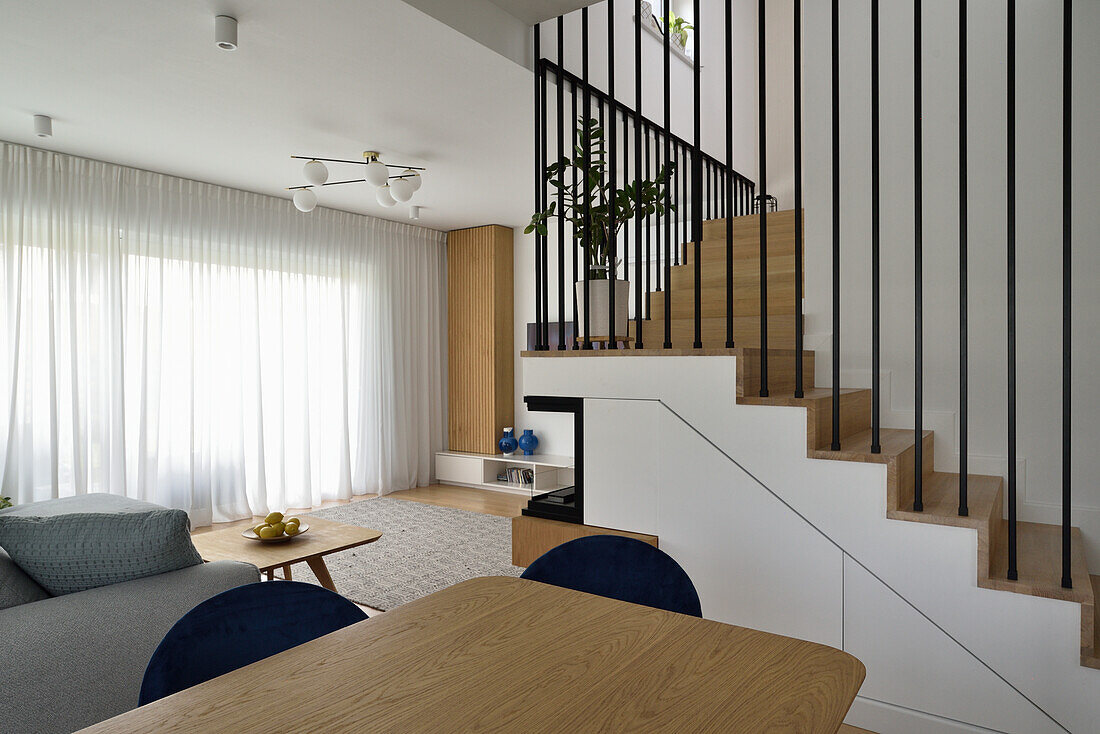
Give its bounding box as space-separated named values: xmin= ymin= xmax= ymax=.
xmin=888 ymin=472 xmax=1002 ymax=531
xmin=983 ymin=522 xmax=1093 ymax=605
xmin=738 ymin=388 xmax=867 ymax=406
xmin=808 ymin=428 xmax=931 ymax=463
xmin=1087 ymin=575 xmax=1100 ymax=669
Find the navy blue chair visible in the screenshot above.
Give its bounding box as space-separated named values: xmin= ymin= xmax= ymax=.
xmin=139 ymin=581 xmax=366 ymax=705
xmin=520 ymin=535 xmax=702 ymax=617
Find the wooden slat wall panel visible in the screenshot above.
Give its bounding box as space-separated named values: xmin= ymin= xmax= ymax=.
xmin=447 ymin=225 xmax=514 ymax=453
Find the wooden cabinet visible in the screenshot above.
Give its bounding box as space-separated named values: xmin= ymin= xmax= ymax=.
xmin=447 ymin=224 xmax=513 ymax=454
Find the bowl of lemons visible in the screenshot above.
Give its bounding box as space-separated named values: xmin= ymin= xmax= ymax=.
xmin=242 ymin=512 xmax=308 ymax=543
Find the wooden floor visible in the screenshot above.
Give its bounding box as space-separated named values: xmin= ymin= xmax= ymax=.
xmin=385 ymin=484 xmax=527 ymax=517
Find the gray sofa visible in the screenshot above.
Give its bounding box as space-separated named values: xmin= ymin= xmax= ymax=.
xmin=0 ymin=497 xmax=259 ymax=734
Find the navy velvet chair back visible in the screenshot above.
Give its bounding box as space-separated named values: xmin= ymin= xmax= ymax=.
xmin=520 ymin=535 xmax=702 ymax=617
xmin=139 ymin=581 xmax=366 ymax=705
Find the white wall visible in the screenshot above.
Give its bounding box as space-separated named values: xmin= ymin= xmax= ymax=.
xmin=802 ymin=0 xmax=1100 ymax=566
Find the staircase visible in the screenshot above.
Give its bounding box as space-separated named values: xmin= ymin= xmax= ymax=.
xmin=631 ymin=209 xmax=801 ymax=349
xmin=629 ymin=208 xmax=1099 ymax=671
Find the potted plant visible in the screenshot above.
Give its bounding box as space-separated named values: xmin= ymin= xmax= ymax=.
xmin=526 ymin=117 xmax=674 ymax=340
xmin=657 ymin=10 xmax=693 ymax=51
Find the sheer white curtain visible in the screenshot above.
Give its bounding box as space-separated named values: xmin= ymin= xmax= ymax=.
xmin=0 ymin=142 xmax=446 ymax=525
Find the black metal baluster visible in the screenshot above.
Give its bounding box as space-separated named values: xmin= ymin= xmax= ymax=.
xmin=622 ymin=106 xmax=629 ymax=341
xmin=958 ymin=0 xmax=968 ymax=508
xmin=541 ymin=45 xmax=550 ymax=349
xmin=692 ymin=0 xmax=702 ymax=350
xmin=725 ymin=0 xmax=735 ymax=349
xmin=1007 ymin=0 xmax=1017 ymax=577
xmin=608 ymin=0 xmax=618 ymax=349
xmin=871 ymin=0 xmax=880 ymax=447
xmin=675 ymin=144 xmax=682 ymax=266
xmin=677 ymin=146 xmax=686 ymax=260
xmin=794 ymin=0 xmax=804 ymax=397
xmin=706 ymin=161 xmax=712 ymax=220
xmin=557 ymin=16 xmax=566 ymax=351
xmin=582 ymin=8 xmax=593 ymax=349
xmin=758 ymin=0 xmax=769 ymax=397
xmin=830 ymin=0 xmax=841 ymax=450
xmin=1061 ymin=0 xmax=1073 ymax=589
xmin=635 ymin=0 xmax=644 ymax=350
xmin=572 ymin=82 xmax=579 ymax=349
xmin=663 ymin=0 xmax=673 ymax=349
xmin=913 ymin=0 xmax=924 ymax=510
xmin=534 ymin=22 xmax=544 ymax=351
xmin=647 ymin=126 xmax=655 ymax=299
xmin=720 ymin=167 xmax=726 ymax=219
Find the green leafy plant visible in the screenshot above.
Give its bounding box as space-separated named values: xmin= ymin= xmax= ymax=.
xmin=665 ymin=11 xmax=693 ymax=47
xmin=526 ymin=117 xmax=674 ymax=280
xmin=0 ymin=497 xmax=12 ymax=510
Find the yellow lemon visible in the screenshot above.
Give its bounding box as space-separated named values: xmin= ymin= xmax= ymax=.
xmin=258 ymin=525 xmax=281 ymax=539
xmin=264 ymin=511 xmax=284 ymax=525
xmin=285 ymin=524 xmax=301 ymax=536
xmin=285 ymin=517 xmax=300 ymax=526
xmin=269 ymin=522 xmax=286 ymax=536
xmin=252 ymin=524 xmax=268 ymax=536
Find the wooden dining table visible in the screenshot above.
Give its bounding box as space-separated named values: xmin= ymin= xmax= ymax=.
xmin=80 ymin=576 xmax=865 ymax=733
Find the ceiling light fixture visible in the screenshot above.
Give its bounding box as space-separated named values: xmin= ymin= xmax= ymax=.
xmin=409 ymin=206 xmax=421 ymax=220
xmin=286 ymin=151 xmax=426 ymax=213
xmin=292 ymin=189 xmax=317 ymax=213
xmin=302 ymin=160 xmax=329 ymax=186
xmin=376 ymin=185 xmax=397 ymax=208
xmin=33 ymin=114 xmax=53 ymax=138
xmin=215 ymin=15 xmax=238 ymax=51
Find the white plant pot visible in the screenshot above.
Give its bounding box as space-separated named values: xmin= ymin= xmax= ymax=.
xmin=575 ymin=279 xmax=630 ymax=339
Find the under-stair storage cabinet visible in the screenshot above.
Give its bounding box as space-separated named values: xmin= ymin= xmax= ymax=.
xmin=447 ymin=224 xmax=514 ymax=454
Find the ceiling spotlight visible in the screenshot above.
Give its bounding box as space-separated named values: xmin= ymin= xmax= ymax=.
xmin=33 ymin=114 xmax=53 ymax=138
xmin=376 ymin=185 xmax=397 ymax=207
xmin=409 ymin=206 xmax=421 ymax=220
xmin=389 ymin=176 xmax=415 ymax=203
xmin=403 ymin=170 xmax=422 ymax=192
xmin=215 ymin=15 xmax=238 ymax=51
xmin=303 ymin=160 xmax=328 ymax=186
xmin=292 ymin=189 xmax=317 ymax=212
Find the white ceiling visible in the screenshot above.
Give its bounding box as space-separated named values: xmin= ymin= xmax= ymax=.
xmin=0 ymin=0 xmax=537 ymax=232
xmin=486 ymin=0 xmax=599 ymax=25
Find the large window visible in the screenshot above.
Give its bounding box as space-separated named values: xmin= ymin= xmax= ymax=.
xmin=1 ymin=143 xmax=446 ymax=525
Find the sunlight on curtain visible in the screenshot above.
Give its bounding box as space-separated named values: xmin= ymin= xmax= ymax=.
xmin=0 ymin=142 xmax=447 ymax=525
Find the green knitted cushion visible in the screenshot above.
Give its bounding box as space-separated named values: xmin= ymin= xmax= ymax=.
xmin=0 ymin=499 xmax=202 ymax=596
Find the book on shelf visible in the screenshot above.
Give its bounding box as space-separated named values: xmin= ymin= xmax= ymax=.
xmin=499 ymin=467 xmax=535 ymax=486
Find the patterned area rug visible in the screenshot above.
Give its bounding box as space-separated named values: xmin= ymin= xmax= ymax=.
xmin=293 ymin=497 xmax=523 ymax=610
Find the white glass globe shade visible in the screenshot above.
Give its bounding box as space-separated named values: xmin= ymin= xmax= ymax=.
xmin=403 ymin=170 xmax=422 ymax=192
xmin=292 ymin=189 xmax=317 ymax=212
xmin=389 ymin=177 xmax=415 ymax=203
xmin=303 ymin=160 xmax=329 ymax=186
xmin=376 ymin=185 xmax=397 ymax=207
xmin=364 ymin=160 xmax=389 ymax=187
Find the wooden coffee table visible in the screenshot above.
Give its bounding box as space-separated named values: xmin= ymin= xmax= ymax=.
xmin=191 ymin=516 xmax=381 ymax=593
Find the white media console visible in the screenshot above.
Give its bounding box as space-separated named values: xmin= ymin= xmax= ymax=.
xmin=434 ymin=450 xmax=575 ymax=497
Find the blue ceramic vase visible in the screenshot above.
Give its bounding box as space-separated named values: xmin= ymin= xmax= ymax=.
xmin=517 ymin=429 xmax=539 ymax=456
xmin=498 ymin=427 xmax=518 ymax=456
